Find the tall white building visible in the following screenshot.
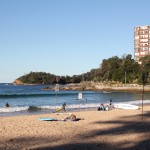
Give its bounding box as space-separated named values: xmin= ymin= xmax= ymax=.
xmin=134 ymin=25 xmax=150 ymax=63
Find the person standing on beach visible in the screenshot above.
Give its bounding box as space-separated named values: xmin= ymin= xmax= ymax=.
xmin=62 ymin=102 xmax=67 ymax=112
xmin=109 ymin=99 xmax=112 ymax=106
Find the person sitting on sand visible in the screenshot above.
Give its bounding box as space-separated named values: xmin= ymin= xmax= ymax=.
xmin=97 ymin=103 xmax=105 ymax=111
xmin=5 ymin=102 xmax=10 ymax=108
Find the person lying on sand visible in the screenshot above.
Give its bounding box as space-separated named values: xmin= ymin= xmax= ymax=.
xmin=65 ymin=114 xmax=77 ymax=121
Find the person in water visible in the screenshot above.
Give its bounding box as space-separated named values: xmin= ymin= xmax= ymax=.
xmin=5 ymin=102 xmax=10 ymax=107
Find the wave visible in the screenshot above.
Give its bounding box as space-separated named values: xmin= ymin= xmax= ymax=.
xmin=0 ymin=103 xmax=100 ymax=113
xmin=0 ymin=93 xmax=79 ymax=98
xmin=0 ymin=106 xmax=29 ymax=113
xmin=0 ymin=100 xmax=150 ymax=113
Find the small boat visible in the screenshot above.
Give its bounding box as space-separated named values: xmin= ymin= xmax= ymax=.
xmin=76 ymin=93 xmax=83 ymax=100
xmin=102 ymin=91 xmax=111 ymax=93
xmin=114 ymin=103 xmax=139 ymax=110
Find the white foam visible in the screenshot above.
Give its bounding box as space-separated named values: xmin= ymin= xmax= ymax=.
xmin=0 ymin=100 xmax=150 ymax=113
xmin=115 ymin=100 xmax=150 ymax=105
xmin=40 ymin=103 xmax=100 ymax=110
xmin=0 ymin=106 xmax=29 ymax=113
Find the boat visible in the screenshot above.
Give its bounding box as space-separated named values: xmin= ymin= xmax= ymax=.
xmin=102 ymin=91 xmax=111 ymax=93
xmin=114 ymin=103 xmax=139 ymax=110
xmin=76 ymin=93 xmax=83 ymax=100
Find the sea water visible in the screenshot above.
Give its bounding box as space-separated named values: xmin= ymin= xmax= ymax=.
xmin=0 ymin=83 xmax=150 ymax=116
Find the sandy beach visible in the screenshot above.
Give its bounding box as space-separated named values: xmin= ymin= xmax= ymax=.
xmin=0 ymin=105 xmax=150 ymax=150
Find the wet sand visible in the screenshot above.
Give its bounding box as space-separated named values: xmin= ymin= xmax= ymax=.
xmin=0 ymin=105 xmax=150 ymax=150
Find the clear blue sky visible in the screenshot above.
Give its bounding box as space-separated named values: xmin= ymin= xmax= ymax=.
xmin=0 ymin=0 xmax=150 ymax=83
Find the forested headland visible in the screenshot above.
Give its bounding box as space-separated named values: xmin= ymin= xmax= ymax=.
xmin=14 ymin=54 xmax=150 ymax=85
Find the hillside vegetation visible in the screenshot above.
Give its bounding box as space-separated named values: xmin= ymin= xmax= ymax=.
xmin=14 ymin=54 xmax=150 ymax=85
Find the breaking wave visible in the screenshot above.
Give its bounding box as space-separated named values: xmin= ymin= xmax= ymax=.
xmin=0 ymin=100 xmax=150 ymax=114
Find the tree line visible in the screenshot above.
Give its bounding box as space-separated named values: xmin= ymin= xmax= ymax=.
xmin=16 ymin=54 xmax=150 ymax=85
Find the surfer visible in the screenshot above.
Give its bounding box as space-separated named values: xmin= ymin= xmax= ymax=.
xmin=62 ymin=102 xmax=67 ymax=112
xmin=5 ymin=102 xmax=10 ymax=108
xmin=53 ymin=102 xmax=67 ymax=113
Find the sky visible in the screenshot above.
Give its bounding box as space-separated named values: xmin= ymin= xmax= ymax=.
xmin=0 ymin=0 xmax=150 ymax=83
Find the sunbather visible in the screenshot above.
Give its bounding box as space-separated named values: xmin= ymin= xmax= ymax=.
xmin=65 ymin=114 xmax=77 ymax=121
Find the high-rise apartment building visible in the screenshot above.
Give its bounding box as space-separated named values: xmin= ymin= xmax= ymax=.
xmin=134 ymin=25 xmax=150 ymax=63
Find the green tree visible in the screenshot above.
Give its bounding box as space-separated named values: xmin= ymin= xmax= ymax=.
xmin=140 ymin=55 xmax=150 ymax=84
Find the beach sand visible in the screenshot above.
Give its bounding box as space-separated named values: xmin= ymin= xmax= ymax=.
xmin=0 ymin=105 xmax=150 ymax=150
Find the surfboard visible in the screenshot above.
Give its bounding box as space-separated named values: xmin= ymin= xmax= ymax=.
xmin=114 ymin=104 xmax=139 ymax=110
xmin=102 ymin=91 xmax=111 ymax=93
xmin=39 ymin=118 xmax=58 ymax=121
xmin=78 ymin=93 xmax=83 ymax=100
xmin=53 ymin=107 xmax=63 ymax=113
xmin=38 ymin=117 xmax=66 ymax=121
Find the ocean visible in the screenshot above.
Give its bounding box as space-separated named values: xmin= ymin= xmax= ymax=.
xmin=0 ymin=83 xmax=150 ymax=116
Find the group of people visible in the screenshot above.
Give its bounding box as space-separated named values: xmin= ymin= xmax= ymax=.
xmin=97 ymin=99 xmax=112 ymax=111
xmin=57 ymin=99 xmax=113 ymax=112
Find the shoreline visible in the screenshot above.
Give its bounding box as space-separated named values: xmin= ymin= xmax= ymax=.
xmin=0 ymin=105 xmax=150 ymax=150
xmin=43 ymin=82 xmax=150 ymax=92
xmin=10 ymin=82 xmax=150 ymax=92
xmin=0 ymin=102 xmax=147 ymax=117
